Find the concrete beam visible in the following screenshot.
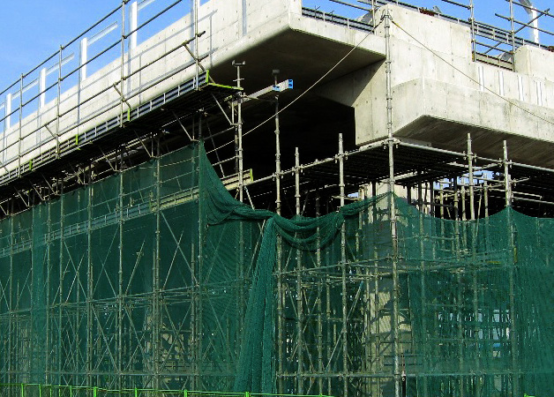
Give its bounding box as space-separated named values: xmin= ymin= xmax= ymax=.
xmin=317 ymin=4 xmax=554 ymax=167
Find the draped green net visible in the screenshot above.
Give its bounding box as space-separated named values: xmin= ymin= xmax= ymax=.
xmin=0 ymin=142 xmax=553 ymax=397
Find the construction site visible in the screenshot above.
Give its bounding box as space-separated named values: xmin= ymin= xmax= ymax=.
xmin=1 ymin=0 xmax=554 ymax=396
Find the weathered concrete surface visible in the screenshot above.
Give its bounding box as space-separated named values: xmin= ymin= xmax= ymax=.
xmin=0 ymin=0 xmax=384 ymax=177
xmin=210 ymin=14 xmax=385 ymax=91
xmin=4 ymin=0 xmax=554 ymax=176
xmin=317 ymin=4 xmax=554 ymax=166
xmin=514 ymin=45 xmax=554 ymax=82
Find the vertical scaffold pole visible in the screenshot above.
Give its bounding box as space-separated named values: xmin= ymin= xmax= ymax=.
xmin=469 ymin=0 xmax=476 ymax=60
xmin=235 ymin=62 xmax=246 ymax=391
xmin=417 ymin=178 xmax=422 ymax=212
xmin=190 ymin=235 xmax=196 ymax=391
xmin=275 ymin=90 xmax=281 ymax=216
xmin=197 ymin=113 xmax=204 ymax=389
xmin=277 ymin=242 xmax=283 ymax=395
xmin=275 ymin=82 xmax=284 ymax=393
xmin=503 ymin=141 xmax=512 ymax=208
xmin=194 ymin=0 xmax=200 ymax=86
xmin=468 ymin=133 xmax=480 ymax=392
xmin=315 ymin=190 xmax=323 ymax=395
xmin=456 ymin=204 xmax=465 ymax=397
xmin=338 ymin=134 xmax=348 ymax=397
xmin=481 ymin=175 xmax=492 ymax=397
xmin=275 ymin=86 xmax=284 ymax=392
xmin=509 ymin=0 xmax=516 ymax=71
xmin=119 ymin=0 xmax=126 ymax=127
xmin=384 ymin=8 xmax=400 ymax=397
xmin=484 ymin=181 xmax=489 ymax=218
xmin=295 ymin=147 xmax=304 ymax=393
xmin=118 ymin=152 xmax=124 ymax=391
xmin=154 ymin=138 xmax=162 ymax=391
xmin=295 ymin=148 xmax=301 ymax=216
xmin=503 ymin=140 xmax=519 ymax=397
xmin=467 ymin=134 xmax=475 ymax=221
xmin=17 ymin=75 xmax=23 ymax=177
xmin=371 ymin=0 xmax=376 ymax=30
xmin=231 ymin=63 xmax=246 ymax=373
xmin=57 ymin=182 xmax=64 ymax=385
xmin=418 ymin=183 xmax=427 ymax=397
xmin=190 ymin=127 xmax=198 ymax=390
xmin=233 ymin=62 xmax=245 ymax=202
xmin=55 ymin=46 xmax=62 ymax=158
xmin=8 ymin=210 xmax=14 ymax=389
xmin=429 ymin=182 xmax=434 ymax=217
xmin=370 ymin=179 xmax=382 ymax=395
xmin=461 ymin=185 xmax=467 ymax=221
xmin=453 ymin=178 xmax=459 ymax=220
xmin=238 ymin=83 xmax=244 ymax=202
xmin=87 ymin=171 xmax=93 ymax=388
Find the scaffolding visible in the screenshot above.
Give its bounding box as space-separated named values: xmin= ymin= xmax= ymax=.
xmin=303 ymin=0 xmax=554 ymax=68
xmin=2 ymin=136 xmax=554 ymax=397
xmin=1 ymin=1 xmax=554 ymax=397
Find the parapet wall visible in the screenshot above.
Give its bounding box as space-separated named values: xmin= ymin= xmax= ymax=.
xmin=4 ymin=0 xmax=554 ymax=177
xmin=317 ymin=4 xmax=554 ymax=165
xmin=0 ymin=0 xmax=302 ymax=178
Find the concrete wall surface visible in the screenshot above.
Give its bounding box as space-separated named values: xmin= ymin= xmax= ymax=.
xmin=316 ymin=4 xmax=554 ymax=164
xmin=0 ymin=0 xmax=304 ymax=176
xmin=3 ymin=0 xmax=554 ymax=175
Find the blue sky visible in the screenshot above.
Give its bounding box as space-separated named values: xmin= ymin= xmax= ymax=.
xmin=0 ymin=0 xmax=552 ymax=94
xmin=0 ymin=2 xmax=117 ymax=91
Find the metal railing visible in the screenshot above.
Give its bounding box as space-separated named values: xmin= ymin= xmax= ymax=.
xmin=301 ymin=0 xmax=554 ymax=67
xmin=0 ymin=0 xmax=203 ymax=176
xmin=0 ymin=384 xmax=334 ymax=397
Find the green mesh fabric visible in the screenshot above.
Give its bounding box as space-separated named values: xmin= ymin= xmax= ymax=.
xmin=396 ymin=199 xmax=554 ymax=397
xmin=0 ymin=142 xmax=553 ymax=397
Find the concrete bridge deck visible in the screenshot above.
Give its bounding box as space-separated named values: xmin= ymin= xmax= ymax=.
xmin=0 ymin=0 xmax=554 ymax=212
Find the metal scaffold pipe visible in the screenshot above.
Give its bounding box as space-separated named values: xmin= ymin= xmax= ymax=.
xmin=504 ymin=140 xmax=512 ymax=207
xmin=295 ymin=147 xmax=301 ymax=216
xmin=338 ymin=133 xmax=347 ymax=397
xmin=520 ymin=0 xmax=540 ymax=43
xmin=467 ymin=133 xmax=475 ymax=220
xmin=275 ymin=72 xmax=282 ymax=216
xmin=233 ymin=61 xmax=245 ymax=202
xmin=194 ymin=0 xmax=200 ymax=84
xmin=383 ymin=7 xmax=400 ymax=397
xmin=295 ymin=147 xmax=304 ymax=394
xmin=119 ymin=0 xmax=126 ymax=128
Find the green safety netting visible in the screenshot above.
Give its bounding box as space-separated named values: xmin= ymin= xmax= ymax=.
xmin=0 ymin=142 xmax=553 ymax=397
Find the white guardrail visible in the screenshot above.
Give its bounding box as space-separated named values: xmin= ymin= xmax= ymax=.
xmin=0 ymin=0 xmax=199 ymax=176
xmin=0 ymin=0 xmax=300 ymax=180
